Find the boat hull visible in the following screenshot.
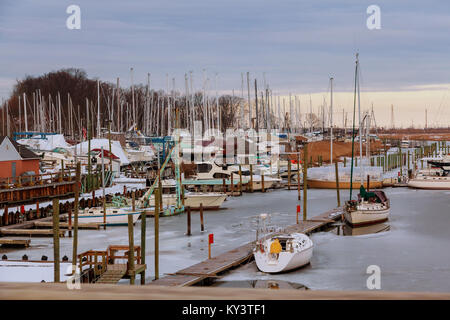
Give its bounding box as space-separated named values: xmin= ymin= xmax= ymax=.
xmin=344 ymin=208 xmax=390 ymax=227
xmin=254 ymin=246 xmax=313 ymax=273
xmin=148 ymin=193 xmax=227 ymax=210
xmin=407 ymin=178 xmax=450 ymax=190
xmin=78 ymin=211 xmax=141 ymax=226
xmin=307 ymin=179 xmax=383 ymax=189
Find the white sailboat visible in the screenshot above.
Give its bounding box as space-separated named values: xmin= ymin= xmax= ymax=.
xmin=78 ymin=206 xmax=141 ymax=226
xmin=253 ymin=214 xmax=313 ymax=273
xmin=344 ymin=53 xmax=390 ymax=227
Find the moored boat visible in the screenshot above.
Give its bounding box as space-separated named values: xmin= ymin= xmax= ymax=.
xmin=78 ymin=206 xmax=141 ymax=226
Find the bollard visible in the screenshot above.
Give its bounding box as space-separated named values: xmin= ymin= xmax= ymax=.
xmin=208 ymin=233 xmax=214 ymax=259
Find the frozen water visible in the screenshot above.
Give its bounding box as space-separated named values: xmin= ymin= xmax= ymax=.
xmin=1 ymin=187 xmax=449 ymax=292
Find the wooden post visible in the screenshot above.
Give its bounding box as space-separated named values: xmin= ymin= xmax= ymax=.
xmin=287 ymin=160 xmax=291 ymax=190
xmin=302 ymin=144 xmax=308 ymax=221
xmin=60 ymin=160 xmax=64 ymax=182
xmin=222 ymin=178 xmax=226 ymax=193
xmin=296 ymin=205 xmax=300 ymax=224
xmin=261 ymin=174 xmax=265 ymax=193
xmin=297 ymin=152 xmax=301 ymax=201
xmin=154 ymin=188 xmax=160 ymax=280
xmin=139 ymin=190 xmax=145 ymax=285
xmin=186 ymin=206 xmax=191 ymax=236
xmin=230 ymin=173 xmax=234 ymax=195
xmin=335 ymin=161 xmax=341 ymax=207
xmin=199 ymin=203 xmax=204 ymax=232
xmin=238 ymin=165 xmax=243 ymax=196
xmin=72 ymin=163 xmax=80 ymax=275
xmin=127 ymin=208 xmax=135 ymax=285
xmin=53 ymin=198 xmax=60 ymax=283
xmin=249 ymin=164 xmax=254 ymax=192
xmin=68 ymin=206 xmax=72 ymax=238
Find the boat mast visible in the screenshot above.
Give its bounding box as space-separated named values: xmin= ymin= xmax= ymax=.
xmin=97 ymin=80 xmax=100 ymax=137
xmin=357 ymin=55 xmax=363 ymax=185
xmin=349 ymin=53 xmax=359 ymax=200
xmin=330 ymin=77 xmax=333 ymax=164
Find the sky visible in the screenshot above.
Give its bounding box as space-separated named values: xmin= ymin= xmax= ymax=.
xmin=0 ymin=0 xmax=449 ymax=127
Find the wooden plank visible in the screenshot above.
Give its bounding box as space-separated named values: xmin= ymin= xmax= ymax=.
xmin=0 ymin=238 xmax=30 ymax=247
xmin=34 ymin=221 xmax=100 ymax=230
xmin=0 ymin=229 xmax=66 ymax=237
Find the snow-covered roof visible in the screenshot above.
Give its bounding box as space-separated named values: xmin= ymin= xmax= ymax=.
xmin=72 ymin=139 xmax=130 ymax=165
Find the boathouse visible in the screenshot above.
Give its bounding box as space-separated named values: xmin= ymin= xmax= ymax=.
xmin=0 ymin=136 xmax=40 ymax=179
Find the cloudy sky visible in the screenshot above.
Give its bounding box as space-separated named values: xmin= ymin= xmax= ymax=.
xmin=0 ymin=0 xmax=449 ymax=127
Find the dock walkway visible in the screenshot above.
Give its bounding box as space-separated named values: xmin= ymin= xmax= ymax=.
xmin=150 ymin=208 xmax=343 ymax=287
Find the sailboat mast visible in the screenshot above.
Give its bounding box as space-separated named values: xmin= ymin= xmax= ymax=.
xmin=330 ymin=77 xmax=333 ymax=164
xmin=97 ymin=80 xmax=100 ymax=137
xmin=357 ymin=56 xmax=363 ymax=184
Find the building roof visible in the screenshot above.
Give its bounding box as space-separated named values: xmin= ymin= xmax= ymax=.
xmin=0 ymin=136 xmax=40 ymax=160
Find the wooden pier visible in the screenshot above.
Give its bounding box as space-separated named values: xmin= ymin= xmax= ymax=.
xmin=77 ymin=245 xmax=146 ymax=285
xmin=0 ymin=215 xmax=100 ymax=238
xmin=0 ymin=238 xmax=30 ymax=247
xmin=149 ymin=208 xmax=343 ymax=287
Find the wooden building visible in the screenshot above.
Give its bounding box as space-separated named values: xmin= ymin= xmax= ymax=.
xmin=0 ymin=136 xmax=40 ymax=179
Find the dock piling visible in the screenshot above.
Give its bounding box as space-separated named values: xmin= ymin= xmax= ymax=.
xmin=154 ymin=188 xmax=160 ymax=280
xmin=302 ymin=144 xmax=308 ymax=221
xmin=200 ymin=203 xmax=204 ymax=232
xmin=52 ymin=198 xmax=60 ymax=283
xmin=127 ymin=209 xmax=135 ymax=285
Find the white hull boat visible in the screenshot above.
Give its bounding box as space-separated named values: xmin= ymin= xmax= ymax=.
xmin=344 ymin=188 xmax=390 ymax=227
xmin=408 ymin=168 xmax=450 ymax=190
xmin=147 ymin=192 xmax=227 ymax=210
xmin=78 ymin=206 xmax=141 ymax=226
xmin=254 ymin=233 xmax=313 ymax=273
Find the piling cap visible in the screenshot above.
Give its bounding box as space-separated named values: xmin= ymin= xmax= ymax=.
xmin=22 ymin=254 xmax=28 ymax=261
xmin=41 ymin=255 xmax=48 ymax=261
xmin=1 ymin=255 xmax=7 ymax=260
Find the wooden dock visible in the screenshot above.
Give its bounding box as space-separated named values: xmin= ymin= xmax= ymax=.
xmin=0 ymin=238 xmax=30 ymax=247
xmin=0 ymin=215 xmax=100 ymax=238
xmin=150 ymin=208 xmax=343 ymax=287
